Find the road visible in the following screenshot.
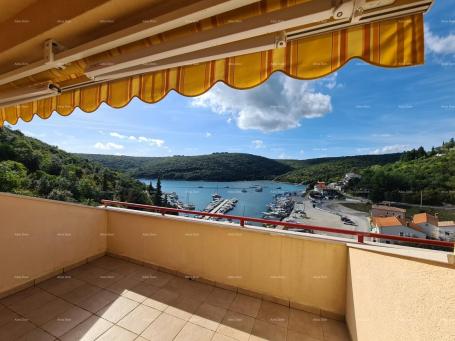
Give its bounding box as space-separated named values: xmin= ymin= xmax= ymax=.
xmin=286 ymin=197 xmax=370 ymax=239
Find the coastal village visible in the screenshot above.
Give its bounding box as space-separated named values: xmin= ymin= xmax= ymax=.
xmin=162 ymin=173 xmax=455 ymax=247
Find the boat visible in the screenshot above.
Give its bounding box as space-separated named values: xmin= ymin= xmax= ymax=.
xmin=212 ymin=193 xmax=222 ymax=200
xmin=255 ymin=186 xmax=263 ymax=192
xmin=241 ymin=189 xmax=247 ymax=193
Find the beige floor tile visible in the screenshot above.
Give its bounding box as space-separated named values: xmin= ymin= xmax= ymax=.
xmin=7 ymin=288 xmax=55 ymax=315
xmin=117 ymin=304 xmax=161 ymax=334
xmin=177 ymin=280 xmax=214 ymax=302
xmin=164 ymin=296 xmax=201 ymax=321
xmin=17 ymin=327 xmax=56 ymax=341
xmin=140 ymin=312 xmax=186 ymax=341
xmin=84 ymin=269 xmax=123 ymax=289
xmin=1 ymin=287 xmax=42 ymax=307
xmin=60 ymin=315 xmax=113 ymax=341
xmin=121 ymin=282 xmax=159 ymax=303
xmin=174 ymin=322 xmax=214 ymax=341
xmin=61 ymin=283 xmax=101 ymax=306
xmin=288 ymin=308 xmax=324 ymax=340
xmin=78 ymin=289 xmax=119 ymax=313
xmin=97 ymin=325 xmax=137 ymax=341
xmin=0 ymin=305 xmax=20 ymax=327
xmin=287 ymin=330 xmax=321 ymax=341
xmin=249 ymin=319 xmax=286 ymax=341
xmin=93 ymin=256 xmax=145 ymax=277
xmin=142 ymin=288 xmax=179 ymax=311
xmin=42 ymin=305 xmax=92 ymax=337
xmin=205 ymin=288 xmax=236 ymax=309
xmin=256 ymin=300 xmax=289 ymax=328
xmin=106 ymin=276 xmax=144 ymax=295
xmin=90 ymin=256 xmax=123 ymax=271
xmin=212 ymin=332 xmax=237 ymax=341
xmin=24 ymin=297 xmax=74 ymax=326
xmin=38 ymin=275 xmax=85 ymax=296
xmin=143 ymin=270 xmax=173 ymax=287
xmin=0 ymin=318 xmax=36 ymax=340
xmin=217 ymin=310 xmax=255 ymax=341
xmin=189 ymin=302 xmax=227 ymax=331
xmin=229 ymin=294 xmax=261 ymax=318
xmin=96 ymin=296 xmax=139 ymax=323
xmin=321 ymin=318 xmax=350 ymax=341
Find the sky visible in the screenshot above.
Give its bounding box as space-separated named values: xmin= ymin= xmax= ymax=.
xmin=9 ymin=1 xmax=455 ymax=160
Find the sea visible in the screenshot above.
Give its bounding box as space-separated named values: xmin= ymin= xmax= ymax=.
xmin=139 ymin=179 xmax=306 ymax=218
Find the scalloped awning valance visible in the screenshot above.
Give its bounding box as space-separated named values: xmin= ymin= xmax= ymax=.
xmin=0 ymin=1 xmax=425 ymax=127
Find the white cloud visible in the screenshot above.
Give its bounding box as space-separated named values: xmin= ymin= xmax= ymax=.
xmin=94 ymin=142 xmax=124 ymax=150
xmin=425 ymin=25 xmax=455 ymax=55
xmin=109 ymin=132 xmax=165 ymax=147
xmin=191 ymin=73 xmax=334 ymax=132
xmin=369 ymin=144 xmax=410 ymax=155
xmin=251 ymin=139 xmax=265 ymax=149
xmin=299 ymin=149 xmax=305 ymax=155
xmin=110 ymin=132 xmax=127 ymax=139
xmin=205 ymin=132 xmax=212 ymax=138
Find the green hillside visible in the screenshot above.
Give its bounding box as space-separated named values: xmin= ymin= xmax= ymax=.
xmin=77 ymin=153 xmax=293 ymax=181
xmin=0 ymin=127 xmax=150 ymax=205
xmin=352 ymin=141 xmax=455 ymax=205
xmin=276 ymin=153 xmax=402 ymax=184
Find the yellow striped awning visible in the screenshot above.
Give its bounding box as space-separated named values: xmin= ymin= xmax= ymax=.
xmin=0 ymin=13 xmax=424 ymax=127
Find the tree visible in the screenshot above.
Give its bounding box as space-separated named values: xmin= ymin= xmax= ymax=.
xmin=153 ymin=177 xmax=163 ymax=206
xmin=0 ymin=161 xmax=28 ymax=192
xmin=147 ymin=180 xmax=154 ymax=195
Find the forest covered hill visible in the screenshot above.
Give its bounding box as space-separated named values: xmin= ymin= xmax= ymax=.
xmin=276 ymin=153 xmax=402 ymax=183
xmin=77 ymin=153 xmax=293 ymax=181
xmin=0 ymin=127 xmax=150 ymax=205
xmin=351 ymin=140 xmax=455 ymax=205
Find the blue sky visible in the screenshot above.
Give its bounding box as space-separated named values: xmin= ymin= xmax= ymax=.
xmin=10 ymin=1 xmax=455 ymax=160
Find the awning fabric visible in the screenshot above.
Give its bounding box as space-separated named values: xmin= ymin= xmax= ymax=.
xmin=0 ymin=13 xmax=424 ymax=127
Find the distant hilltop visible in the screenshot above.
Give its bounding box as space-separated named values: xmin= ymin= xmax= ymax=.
xmin=76 ymin=152 xmax=402 ymax=183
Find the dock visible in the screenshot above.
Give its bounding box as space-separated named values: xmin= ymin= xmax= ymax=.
xmin=203 ymin=198 xmax=237 ymax=219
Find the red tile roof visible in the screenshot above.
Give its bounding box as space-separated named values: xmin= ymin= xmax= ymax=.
xmin=372 ymin=216 xmax=404 ymax=227
xmin=413 ymin=213 xmax=438 ymax=226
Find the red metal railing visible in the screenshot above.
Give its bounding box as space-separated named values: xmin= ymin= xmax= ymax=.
xmin=101 ymin=200 xmax=455 ymax=250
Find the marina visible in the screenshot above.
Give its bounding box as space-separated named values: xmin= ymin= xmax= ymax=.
xmin=139 ymin=179 xmax=306 ymax=220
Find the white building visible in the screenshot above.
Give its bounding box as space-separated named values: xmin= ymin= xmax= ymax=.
xmin=412 ymin=213 xmax=439 ymax=239
xmin=438 ymin=221 xmax=455 ymax=241
xmin=372 ymin=216 xmax=426 ymax=244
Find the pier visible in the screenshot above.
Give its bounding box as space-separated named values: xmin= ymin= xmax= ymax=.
xmin=203 ymin=198 xmax=237 ymax=219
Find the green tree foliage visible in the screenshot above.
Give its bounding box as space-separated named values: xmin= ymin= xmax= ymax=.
xmin=352 ymin=143 xmax=455 ymax=205
xmin=77 ymin=152 xmax=292 ymax=181
xmin=0 ymin=127 xmax=150 ymax=205
xmin=276 ymin=154 xmax=402 ymax=184
xmin=153 ymin=177 xmax=163 ymax=206
xmin=0 ymin=160 xmax=27 ymax=192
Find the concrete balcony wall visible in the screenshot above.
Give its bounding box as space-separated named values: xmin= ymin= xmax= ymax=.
xmin=105 ymin=207 xmax=349 ymax=319
xmin=0 ymin=193 xmax=107 ymax=296
xmin=346 ymin=246 xmax=455 ymax=341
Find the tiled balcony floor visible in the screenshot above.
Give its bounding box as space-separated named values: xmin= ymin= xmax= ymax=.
xmin=0 ymin=256 xmax=350 ymax=341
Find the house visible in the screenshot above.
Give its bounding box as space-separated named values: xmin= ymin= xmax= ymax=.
xmin=438 ymin=221 xmax=455 ymax=241
xmin=372 ymin=216 xmax=426 ymax=243
xmin=314 ymin=181 xmax=327 ymax=194
xmin=413 ymin=213 xmax=439 ymax=239
xmin=371 ymin=204 xmax=406 ymax=221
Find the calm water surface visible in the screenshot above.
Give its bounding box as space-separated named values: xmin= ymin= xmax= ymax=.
xmin=139 ymin=179 xmax=306 ymax=218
